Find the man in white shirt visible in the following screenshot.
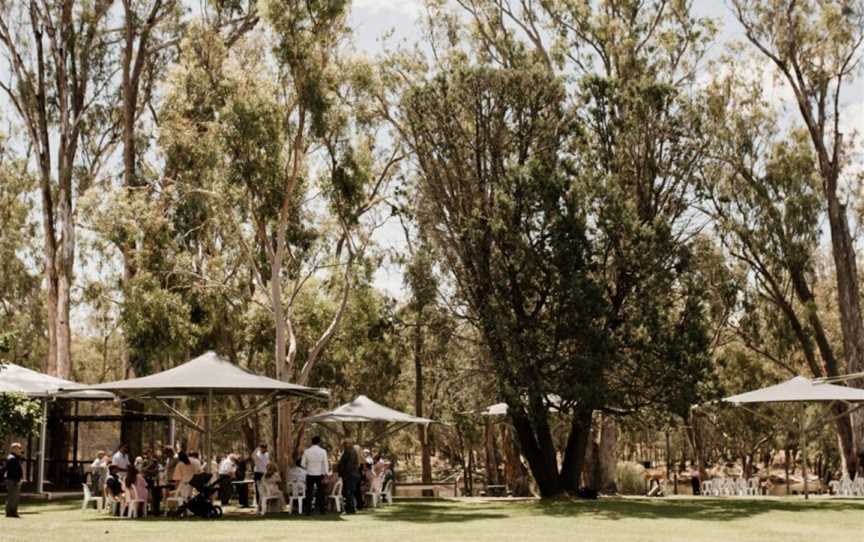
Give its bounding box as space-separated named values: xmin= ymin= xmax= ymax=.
xmin=111 ymin=444 xmax=130 ymax=477
xmin=300 ymin=436 xmax=329 ymax=515
xmin=253 ymin=444 xmax=269 ymax=505
xmin=217 ymin=454 xmax=237 ymax=505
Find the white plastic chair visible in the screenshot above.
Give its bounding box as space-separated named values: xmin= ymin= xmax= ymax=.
xmin=329 ymin=479 xmax=344 ymax=513
xmin=257 ymin=481 xmax=282 ymax=516
xmin=743 ymin=477 xmax=759 ymax=496
xmin=287 ymin=481 xmax=305 ymax=515
xmin=121 ymin=486 xmax=148 ymax=519
xmin=81 ymin=483 xmax=104 ymax=511
xmin=367 ymin=475 xmax=386 ymax=507
xmin=380 ymin=479 xmax=393 ymax=505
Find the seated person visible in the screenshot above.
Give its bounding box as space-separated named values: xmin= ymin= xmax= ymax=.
xmin=123 ymin=465 xmax=150 ymax=515
xmin=172 ymin=451 xmax=196 ymax=500
xmin=286 ymin=458 xmax=307 ymax=485
xmin=105 ymin=465 xmax=124 ymax=515
xmin=90 ymin=451 xmax=107 ymax=494
xmin=187 ymin=450 xmax=204 ymax=474
xmin=322 ymin=469 xmax=340 ymax=497
xmin=261 ymin=462 xmax=286 ymax=511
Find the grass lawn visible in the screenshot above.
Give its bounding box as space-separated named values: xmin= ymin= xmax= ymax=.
xmin=2 ymin=496 xmax=864 ymax=542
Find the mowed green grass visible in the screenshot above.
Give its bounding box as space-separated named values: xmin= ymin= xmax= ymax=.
xmin=2 ymin=496 xmax=864 ymax=542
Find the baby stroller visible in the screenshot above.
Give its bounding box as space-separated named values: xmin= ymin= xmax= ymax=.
xmin=170 ymin=473 xmax=223 ymax=519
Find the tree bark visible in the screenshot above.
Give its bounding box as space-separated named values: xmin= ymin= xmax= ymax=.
xmin=560 ymin=408 xmax=594 ymax=493
xmin=413 ymin=313 xmax=432 ymax=483
xmin=597 ymin=414 xmax=618 ymax=493
xmin=483 ymin=417 xmax=500 ymax=486
xmin=500 ymin=424 xmax=531 ymax=496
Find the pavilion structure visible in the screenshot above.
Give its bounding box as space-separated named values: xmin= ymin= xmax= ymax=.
xmin=0 ymin=363 xmax=116 ymax=493
xmin=63 ymin=351 xmax=328 ymax=470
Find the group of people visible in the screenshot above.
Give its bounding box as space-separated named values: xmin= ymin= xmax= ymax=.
xmin=5 ymin=436 xmax=394 ymax=519
xmin=208 ymin=437 xmax=394 ymax=516
xmin=297 ymin=435 xmax=394 ymax=515
xmin=90 ymin=443 xmax=217 ymax=515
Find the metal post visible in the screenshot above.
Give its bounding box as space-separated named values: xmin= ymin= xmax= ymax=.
xmin=37 ymin=398 xmax=48 ymax=494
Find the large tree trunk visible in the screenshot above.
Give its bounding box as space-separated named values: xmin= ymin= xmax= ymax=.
xmin=413 ymin=314 xmax=432 ymax=483
xmin=825 ymin=195 xmax=864 ymax=452
xmin=560 ymin=408 xmax=594 ymax=493
xmin=596 ymin=414 xmax=618 ymax=493
xmin=483 ymin=417 xmax=500 ymax=486
xmin=500 ymin=425 xmax=531 ymax=496
xmin=510 ymin=410 xmax=562 ymax=497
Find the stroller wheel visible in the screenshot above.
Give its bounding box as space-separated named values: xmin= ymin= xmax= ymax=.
xmin=214 ymin=506 xmax=223 ymax=518
xmin=208 ymin=506 xmax=222 ymax=519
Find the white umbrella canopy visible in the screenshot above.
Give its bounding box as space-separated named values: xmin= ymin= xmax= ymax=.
xmin=0 ymin=362 xmax=113 ymax=400
xmin=302 ymin=395 xmax=435 ymax=425
xmin=301 ymin=395 xmax=440 ymax=446
xmin=722 ymin=376 xmax=864 ymax=404
xmin=63 ymin=351 xmax=327 ymax=399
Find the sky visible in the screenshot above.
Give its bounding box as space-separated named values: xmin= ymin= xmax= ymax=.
xmin=349 ymin=0 xmax=864 ymax=299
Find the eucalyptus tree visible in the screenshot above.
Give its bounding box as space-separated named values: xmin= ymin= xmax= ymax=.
xmin=0 ymin=0 xmax=116 ymax=379
xmin=158 ymin=4 xmax=397 ymax=462
xmin=700 ymin=61 xmax=861 ymax=473
xmin=730 ymin=0 xmax=864 ymax=444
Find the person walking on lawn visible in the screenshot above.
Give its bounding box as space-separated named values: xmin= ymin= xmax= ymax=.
xmin=5 ymin=442 xmax=24 ymax=518
xmin=337 ymin=439 xmax=360 ymax=514
xmin=301 ymin=436 xmax=329 ymax=515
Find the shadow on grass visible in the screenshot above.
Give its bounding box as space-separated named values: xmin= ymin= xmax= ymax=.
xmin=535 ymin=497 xmax=864 ymax=522
xmin=16 ymin=495 xmax=864 ymax=526
xmin=367 ymin=501 xmax=508 ymax=524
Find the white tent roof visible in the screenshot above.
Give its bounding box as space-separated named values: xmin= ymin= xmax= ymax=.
xmin=63 ymin=351 xmax=328 ymax=399
xmin=301 ymin=395 xmax=435 ymax=425
xmin=0 ymin=363 xmax=113 ymax=400
xmin=722 ymin=376 xmax=864 ymax=404
xmin=481 ymin=402 xmax=510 ymax=417
xmin=480 ymin=395 xmax=563 ymax=417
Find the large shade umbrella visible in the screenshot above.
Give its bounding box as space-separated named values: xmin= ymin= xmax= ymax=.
xmin=720 ymin=376 xmax=864 ymax=498
xmin=0 ymin=363 xmax=114 ymax=493
xmin=63 ymin=351 xmax=328 ymax=470
xmin=301 ymin=395 xmax=439 ymax=444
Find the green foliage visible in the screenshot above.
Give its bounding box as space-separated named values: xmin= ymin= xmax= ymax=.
xmin=0 ymin=392 xmax=42 ymax=440
xmin=0 ymin=165 xmax=45 ymax=367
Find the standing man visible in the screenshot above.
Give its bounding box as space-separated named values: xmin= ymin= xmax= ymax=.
xmin=301 ymin=436 xmax=328 ymax=515
xmin=337 ymin=439 xmax=359 ymax=514
xmin=111 ymin=444 xmax=130 ymax=477
xmin=252 ymin=443 xmax=269 ymax=506
xmin=4 ymin=442 xmax=23 ymax=518
xmin=217 ymin=453 xmax=237 ymax=506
